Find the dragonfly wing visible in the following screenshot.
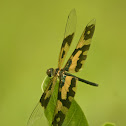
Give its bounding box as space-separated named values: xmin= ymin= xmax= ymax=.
xmin=58 ymin=9 xmax=77 ymax=69
xmin=27 ymin=76 xmax=57 ymax=126
xmin=40 ymin=76 xmax=57 ymax=109
xmin=64 ymin=19 xmax=96 ymax=73
xmin=52 ymin=75 xmax=77 ymax=126
xmin=27 ymin=102 xmax=47 ymax=126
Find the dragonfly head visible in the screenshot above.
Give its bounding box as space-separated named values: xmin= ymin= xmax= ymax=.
xmin=46 ymin=68 xmax=55 ymax=77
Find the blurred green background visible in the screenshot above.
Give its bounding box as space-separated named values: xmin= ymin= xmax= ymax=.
xmin=0 ymin=0 xmax=126 ymax=126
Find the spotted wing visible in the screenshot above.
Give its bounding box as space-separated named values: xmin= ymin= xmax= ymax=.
xmin=58 ymin=9 xmax=77 ymax=69
xmin=27 ymin=76 xmax=57 ymax=126
xmin=52 ymin=75 xmax=77 ymax=126
xmin=40 ymin=76 xmax=57 ymax=109
xmin=64 ymin=19 xmax=96 ymax=73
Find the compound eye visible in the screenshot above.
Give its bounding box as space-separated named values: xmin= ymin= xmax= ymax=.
xmin=46 ymin=68 xmax=54 ymax=77
xmin=46 ymin=69 xmax=51 ymax=77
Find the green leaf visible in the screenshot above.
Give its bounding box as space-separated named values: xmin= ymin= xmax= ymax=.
xmin=103 ymin=122 xmax=115 ymax=126
xmin=42 ymin=76 xmax=89 ymax=126
xmin=62 ymin=100 xmax=88 ymax=126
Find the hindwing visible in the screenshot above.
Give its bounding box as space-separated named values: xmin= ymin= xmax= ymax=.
xmin=64 ymin=19 xmax=96 ymax=73
xmin=52 ymin=75 xmax=77 ymax=126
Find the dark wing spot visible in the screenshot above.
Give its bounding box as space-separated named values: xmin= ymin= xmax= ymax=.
xmin=81 ymin=44 xmax=90 ymax=52
xmin=84 ymin=24 xmax=95 ymax=40
xmin=64 ymin=59 xmax=72 ymax=71
xmin=58 ymin=91 xmax=71 ymax=108
xmin=61 ymin=50 xmax=65 ymax=58
xmin=62 ymin=33 xmax=74 ymax=47
xmin=75 ymin=54 xmax=87 ymax=72
xmin=72 ymin=44 xmax=90 ymax=57
xmin=72 ymin=49 xmax=78 ymax=56
xmin=48 ymin=81 xmax=53 ymax=90
xmin=52 ymin=111 xmax=65 ymax=126
xmin=75 ymin=61 xmax=82 ymax=72
xmin=40 ymin=93 xmax=50 ymax=109
xmin=67 ymin=78 xmax=76 ymax=97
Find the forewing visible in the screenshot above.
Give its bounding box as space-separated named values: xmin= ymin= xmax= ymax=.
xmin=52 ymin=75 xmax=77 ymax=126
xmin=40 ymin=76 xmax=57 ymax=109
xmin=58 ymin=9 xmax=77 ymax=69
xmin=27 ymin=76 xmax=57 ymax=126
xmin=64 ymin=19 xmax=96 ymax=73
xmin=27 ymin=102 xmax=47 ymax=126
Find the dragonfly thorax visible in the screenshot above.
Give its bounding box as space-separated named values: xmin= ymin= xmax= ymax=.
xmin=46 ymin=68 xmax=64 ymax=77
xmin=55 ymin=68 xmax=65 ymax=77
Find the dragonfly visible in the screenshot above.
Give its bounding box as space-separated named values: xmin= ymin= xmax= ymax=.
xmin=27 ymin=9 xmax=98 ymax=126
